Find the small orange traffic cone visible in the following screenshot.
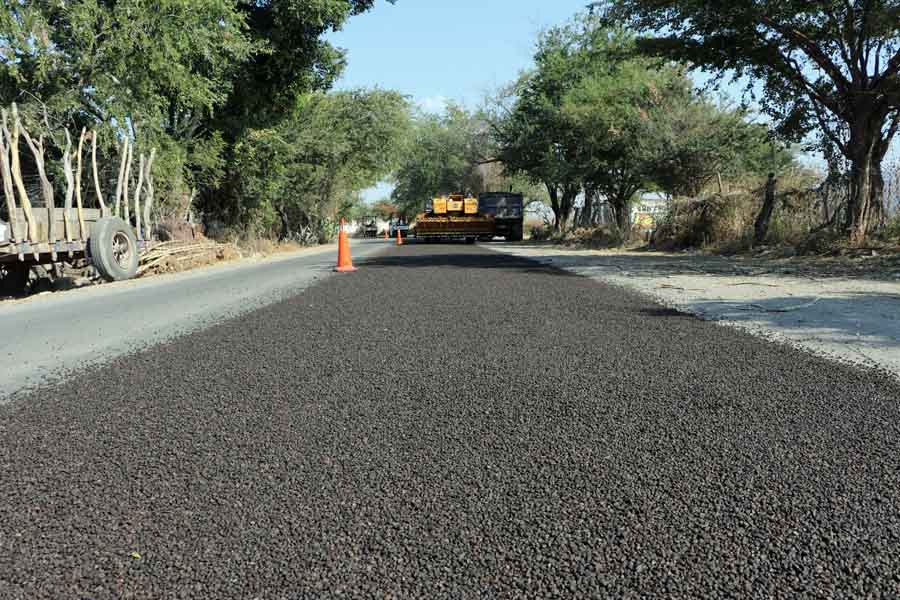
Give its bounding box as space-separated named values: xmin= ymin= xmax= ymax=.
xmin=335 ymin=218 xmax=357 ymax=272
xmin=396 ymin=227 xmax=403 ymax=246
xmin=384 ymin=227 xmax=389 ymax=240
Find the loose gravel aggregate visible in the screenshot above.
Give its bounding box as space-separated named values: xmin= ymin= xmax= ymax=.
xmin=2 ymin=243 xmax=900 ymax=599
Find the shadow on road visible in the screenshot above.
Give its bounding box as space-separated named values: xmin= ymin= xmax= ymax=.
xmin=683 ymin=293 xmax=900 ymax=351
xmin=640 ymin=292 xmax=900 ymax=353
xmin=360 ymin=250 xmax=576 ymax=277
xmin=498 ymin=243 xmax=900 ymax=283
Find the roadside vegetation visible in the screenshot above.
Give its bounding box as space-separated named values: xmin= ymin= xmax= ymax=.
xmin=391 ymin=4 xmax=900 ymax=254
xmin=2 ymin=1 xmax=899 ymax=257
xmin=1 ymin=0 xmax=403 ymax=247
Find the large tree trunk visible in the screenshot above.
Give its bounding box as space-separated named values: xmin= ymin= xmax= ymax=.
xmin=581 ymin=186 xmax=594 ymax=227
xmin=844 ymin=117 xmax=890 ymax=245
xmin=558 ymin=186 xmax=578 ymax=232
xmin=610 ymin=196 xmax=630 ymax=233
xmin=845 ymin=153 xmax=881 ymax=245
xmin=277 ymin=203 xmax=292 ymax=241
xmin=754 ymin=174 xmax=777 ymax=245
xmin=546 ymin=183 xmax=562 ymax=231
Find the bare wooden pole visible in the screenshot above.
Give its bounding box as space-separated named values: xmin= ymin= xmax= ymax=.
xmin=91 ymin=131 xmax=107 ymax=216
xmin=8 ymin=104 xmax=37 ymax=242
xmin=122 ymin=140 xmax=132 ymax=223
xmin=134 ymin=153 xmax=145 ymax=240
xmin=142 ymin=148 xmax=156 ymax=235
xmin=62 ymin=130 xmax=75 ymax=243
xmin=114 ymin=137 xmax=128 ymax=217
xmin=20 ymin=128 xmax=57 ymax=244
xmin=75 ymin=128 xmax=87 ymax=239
xmin=0 ymin=112 xmax=18 ymax=242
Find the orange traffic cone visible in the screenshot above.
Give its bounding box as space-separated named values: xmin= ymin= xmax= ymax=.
xmin=384 ymin=227 xmax=389 ymax=240
xmin=335 ymin=218 xmax=357 ymax=272
xmin=396 ymin=227 xmax=404 ymax=246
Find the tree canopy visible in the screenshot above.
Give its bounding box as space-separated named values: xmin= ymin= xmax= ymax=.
xmin=233 ymin=89 xmax=410 ymax=241
xmin=598 ymin=0 xmax=900 ymax=241
xmin=0 ymin=0 xmax=398 ymax=238
xmin=490 ymin=15 xmax=792 ymax=231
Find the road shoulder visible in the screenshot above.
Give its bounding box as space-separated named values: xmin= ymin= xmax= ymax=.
xmin=491 ymin=243 xmax=900 ymax=377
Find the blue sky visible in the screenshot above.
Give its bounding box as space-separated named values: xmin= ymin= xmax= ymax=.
xmin=326 ymin=1 xmax=880 ymax=201
xmin=327 ymin=0 xmax=592 ymax=112
xmin=325 ymin=0 xmax=602 ymax=201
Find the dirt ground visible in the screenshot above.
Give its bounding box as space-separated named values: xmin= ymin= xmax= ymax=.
xmin=494 ymin=242 xmax=900 ymax=378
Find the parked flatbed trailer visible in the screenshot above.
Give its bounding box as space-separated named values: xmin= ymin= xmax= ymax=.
xmin=0 ymin=103 xmax=155 ymax=292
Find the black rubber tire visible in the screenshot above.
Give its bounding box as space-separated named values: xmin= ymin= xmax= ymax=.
xmin=0 ymin=262 xmax=31 ymax=295
xmin=465 ymin=236 xmax=477 ymax=245
xmin=506 ymin=224 xmax=524 ymax=242
xmin=90 ymin=216 xmax=139 ymax=282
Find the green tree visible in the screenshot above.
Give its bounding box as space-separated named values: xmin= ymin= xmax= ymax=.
xmin=217 ymin=0 xmax=395 ymax=134
xmin=492 ymin=25 xmax=587 ymax=231
xmin=391 ymin=104 xmax=487 ymax=217
xmin=0 ymin=0 xmax=395 ymax=228
xmin=559 ymin=27 xmax=686 ymax=230
xmin=599 ymin=0 xmax=900 ymax=243
xmin=1 ymin=0 xmax=252 ymax=210
xmin=645 ymin=98 xmax=796 ymax=197
xmin=233 ymin=89 xmax=410 ymax=242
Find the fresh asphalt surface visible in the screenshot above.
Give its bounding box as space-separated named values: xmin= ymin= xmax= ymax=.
xmin=2 ymin=241 xmax=900 ymax=598
xmin=0 ymin=240 xmax=385 ymax=400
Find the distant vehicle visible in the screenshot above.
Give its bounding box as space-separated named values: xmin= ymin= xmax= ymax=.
xmin=361 ymin=215 xmax=379 ymax=238
xmin=477 ymin=192 xmax=524 ymax=241
xmin=414 ymin=194 xmax=492 ymax=243
xmin=389 ymin=217 xmax=410 ymax=238
xmin=412 ymin=192 xmax=525 ymax=243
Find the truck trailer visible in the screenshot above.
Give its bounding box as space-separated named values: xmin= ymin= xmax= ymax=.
xmin=413 ymin=194 xmax=494 ymax=243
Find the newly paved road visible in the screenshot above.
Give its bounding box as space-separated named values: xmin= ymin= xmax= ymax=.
xmin=2 ymin=243 xmax=899 ymax=598
xmin=0 ymin=240 xmax=385 ymax=400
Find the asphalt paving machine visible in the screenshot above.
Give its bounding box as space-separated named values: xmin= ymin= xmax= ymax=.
xmin=412 ymin=194 xmax=495 ymax=243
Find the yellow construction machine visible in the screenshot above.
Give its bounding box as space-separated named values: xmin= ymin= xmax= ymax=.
xmin=412 ymin=194 xmax=495 ymax=243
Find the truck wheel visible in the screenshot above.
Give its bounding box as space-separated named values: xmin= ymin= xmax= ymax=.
xmin=465 ymin=236 xmax=476 ymax=244
xmin=0 ymin=262 xmax=31 ymax=295
xmin=506 ymin=224 xmax=524 ymax=242
xmin=90 ymin=217 xmax=139 ymax=282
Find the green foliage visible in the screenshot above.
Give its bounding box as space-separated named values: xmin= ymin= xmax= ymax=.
xmin=232 ymin=89 xmax=410 ymax=242
xmin=391 ymin=104 xmax=519 ymax=217
xmin=222 ymin=0 xmax=395 ymax=130
xmin=599 ymin=0 xmax=900 ymax=240
xmin=0 ymin=0 xmax=396 ymax=234
xmin=491 ymin=24 xmax=589 ymax=229
xmin=644 ymin=98 xmax=796 ymax=197
xmin=559 ymin=31 xmax=684 ymax=227
xmin=492 ymin=13 xmax=797 ymax=232
xmin=1 ymin=0 xmax=252 ymax=212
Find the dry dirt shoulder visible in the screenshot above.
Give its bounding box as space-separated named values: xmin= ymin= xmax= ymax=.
xmin=493 ymin=242 xmax=900 ymax=377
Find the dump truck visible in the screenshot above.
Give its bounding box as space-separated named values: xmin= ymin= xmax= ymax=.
xmin=477 ymin=192 xmax=525 ymax=241
xmin=361 ymin=215 xmax=379 ymax=238
xmin=412 ymin=194 xmax=495 ymax=243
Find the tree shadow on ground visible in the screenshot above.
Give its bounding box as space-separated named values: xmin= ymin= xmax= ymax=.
xmin=360 ymin=251 xmax=577 ymax=277
xmin=497 ymin=243 xmax=900 ymax=283
xmin=643 ymin=293 xmax=900 ymax=352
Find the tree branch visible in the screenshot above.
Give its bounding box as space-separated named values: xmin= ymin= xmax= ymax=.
xmin=759 ymin=15 xmax=852 ymax=93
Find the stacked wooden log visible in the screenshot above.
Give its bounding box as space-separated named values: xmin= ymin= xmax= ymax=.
xmin=138 ymin=240 xmax=230 ymax=276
